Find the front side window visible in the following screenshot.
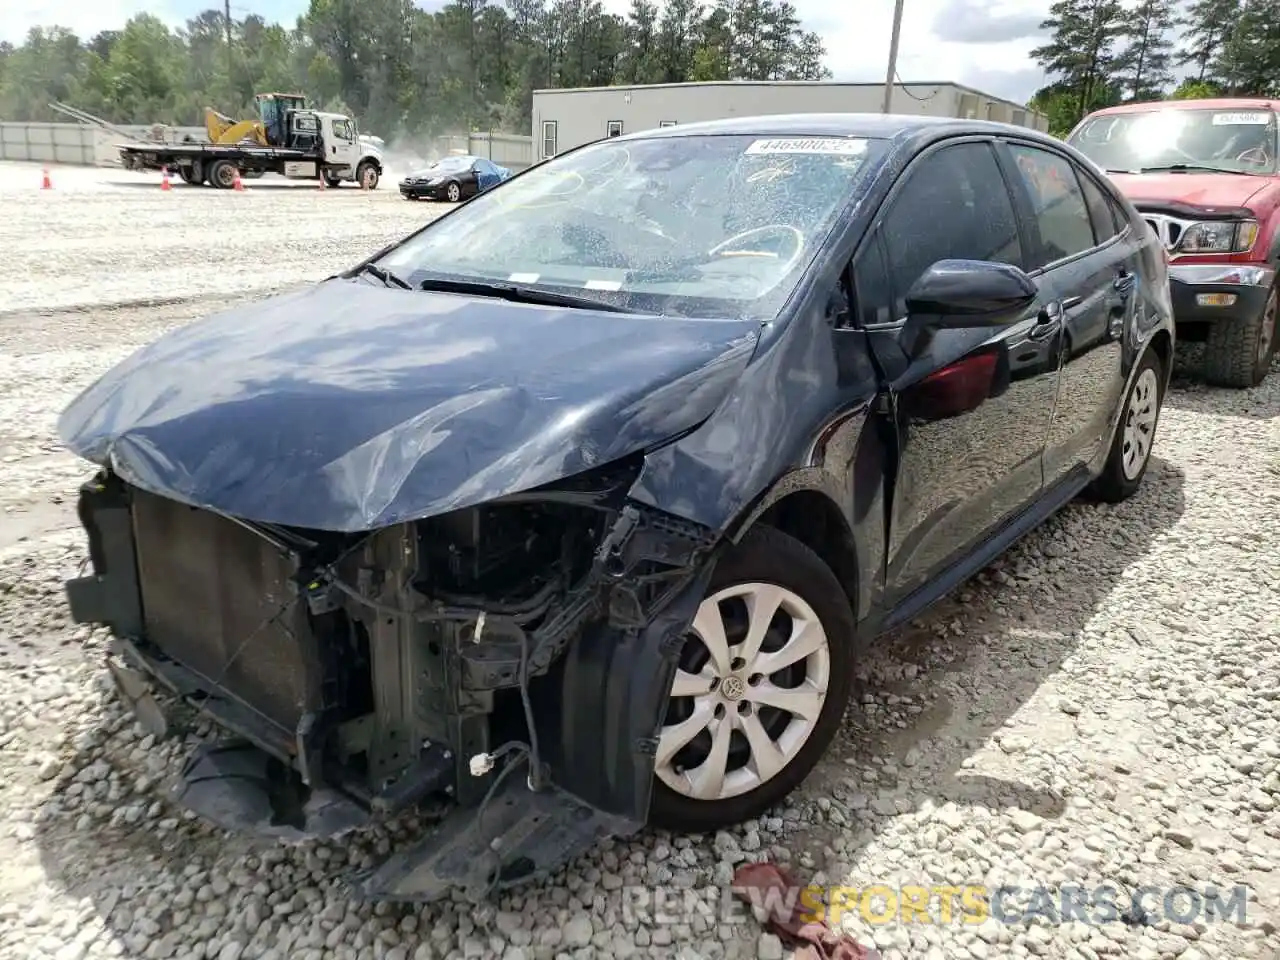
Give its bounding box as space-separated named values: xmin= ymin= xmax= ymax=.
xmin=377 ymin=134 xmax=890 ymax=320
xmin=331 ymin=119 xmax=353 ymax=140
xmin=1068 ymin=108 xmax=1278 ymax=175
xmin=880 ymin=141 xmax=1022 ymax=319
xmin=1008 ymin=144 xmax=1095 ymax=267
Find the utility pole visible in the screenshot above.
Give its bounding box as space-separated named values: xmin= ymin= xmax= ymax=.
xmin=224 ymin=0 xmax=234 ymax=88
xmin=881 ymin=0 xmax=906 ymax=114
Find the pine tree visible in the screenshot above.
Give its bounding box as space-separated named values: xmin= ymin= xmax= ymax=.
xmin=1175 ymin=0 xmax=1241 ymax=82
xmin=1030 ymin=0 xmax=1127 ymax=126
xmin=1213 ymin=0 xmax=1280 ymax=94
xmin=1116 ymin=0 xmax=1175 ymax=100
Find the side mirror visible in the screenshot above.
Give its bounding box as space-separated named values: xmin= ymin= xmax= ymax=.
xmin=905 ymin=259 xmax=1038 ymax=327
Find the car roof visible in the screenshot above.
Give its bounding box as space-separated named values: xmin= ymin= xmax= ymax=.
xmin=1085 ymin=98 xmax=1280 ymax=118
xmin=613 ymin=112 xmax=1064 ymax=150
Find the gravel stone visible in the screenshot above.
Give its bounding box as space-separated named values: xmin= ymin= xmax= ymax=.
xmin=1 ymin=161 xmax=1278 ymax=960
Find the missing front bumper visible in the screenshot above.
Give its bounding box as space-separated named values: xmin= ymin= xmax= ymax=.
xmin=64 ymin=471 xmax=720 ymax=901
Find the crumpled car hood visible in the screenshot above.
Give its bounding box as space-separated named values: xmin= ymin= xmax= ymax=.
xmin=58 ymin=279 xmax=758 ymax=531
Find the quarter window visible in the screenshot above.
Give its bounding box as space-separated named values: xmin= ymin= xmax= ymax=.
xmin=853 ymin=233 xmax=893 ymax=328
xmin=1078 ymin=170 xmax=1127 ymax=240
xmin=881 ymin=141 xmax=1023 ymax=319
xmin=1007 ymin=144 xmax=1096 ymax=267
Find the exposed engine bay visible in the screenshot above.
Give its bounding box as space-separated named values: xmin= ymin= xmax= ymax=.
xmin=65 ymin=454 xmax=719 ymax=901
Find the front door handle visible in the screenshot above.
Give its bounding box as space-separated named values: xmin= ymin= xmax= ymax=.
xmin=1113 ymin=271 xmax=1136 ymax=298
xmin=1029 ymin=310 xmax=1062 ymax=341
xmin=1028 ymin=296 xmax=1077 ymax=341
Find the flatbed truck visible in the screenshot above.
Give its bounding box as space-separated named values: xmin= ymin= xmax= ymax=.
xmin=116 ymin=94 xmax=385 ymax=190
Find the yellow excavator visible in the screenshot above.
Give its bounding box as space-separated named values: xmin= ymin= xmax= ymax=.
xmin=202 ymin=93 xmax=309 ymax=147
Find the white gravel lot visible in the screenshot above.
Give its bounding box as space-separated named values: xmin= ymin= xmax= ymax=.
xmin=1 ymin=160 xmax=1278 ymax=960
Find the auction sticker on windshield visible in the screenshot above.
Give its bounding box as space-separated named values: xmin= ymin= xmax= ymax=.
xmin=1212 ymin=112 xmax=1273 ymax=125
xmin=745 ymin=137 xmax=869 ymax=156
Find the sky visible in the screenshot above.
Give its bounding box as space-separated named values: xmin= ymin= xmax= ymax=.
xmin=2 ymin=0 xmax=1054 ymax=103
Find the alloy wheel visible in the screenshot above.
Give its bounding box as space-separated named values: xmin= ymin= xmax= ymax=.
xmin=447 ymin=182 xmax=461 ymax=202
xmin=1121 ymin=366 xmax=1159 ymax=480
xmin=656 ymin=582 xmax=830 ymax=801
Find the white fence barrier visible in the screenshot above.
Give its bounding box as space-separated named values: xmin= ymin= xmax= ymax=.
xmin=1 ymin=120 xmax=538 ymax=171
xmin=0 ymin=121 xmax=207 ymax=166
xmin=433 ymin=132 xmax=535 ymax=171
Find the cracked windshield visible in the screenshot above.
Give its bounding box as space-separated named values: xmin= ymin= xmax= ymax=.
xmin=1068 ymin=107 xmax=1279 ymax=174
xmin=378 ymin=135 xmax=887 ymax=318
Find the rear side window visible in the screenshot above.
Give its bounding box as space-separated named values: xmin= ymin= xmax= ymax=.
xmin=1077 ymin=170 xmax=1123 ymax=243
xmin=881 ymin=141 xmax=1023 ymax=319
xmin=1007 ymin=144 xmax=1096 ymax=267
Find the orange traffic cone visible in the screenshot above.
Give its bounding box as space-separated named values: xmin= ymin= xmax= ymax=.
xmin=41 ymin=167 xmax=52 ymax=190
xmin=232 ymin=168 xmax=244 ymax=192
xmin=160 ymin=167 xmax=171 ymax=191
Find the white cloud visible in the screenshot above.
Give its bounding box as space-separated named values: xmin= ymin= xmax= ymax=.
xmin=1 ymin=1 xmax=179 ymax=44
xmin=3 ymin=0 xmax=1052 ymax=103
xmin=794 ymin=0 xmax=1052 ymax=102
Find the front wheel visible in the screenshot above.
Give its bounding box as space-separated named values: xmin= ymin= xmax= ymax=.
xmin=1087 ymin=348 xmax=1165 ymax=503
xmin=1202 ymin=283 xmax=1277 ymax=388
xmin=649 ymin=525 xmax=855 ymax=833
xmin=445 ymin=180 xmax=462 ymax=203
xmin=356 ymin=161 xmax=379 ymax=191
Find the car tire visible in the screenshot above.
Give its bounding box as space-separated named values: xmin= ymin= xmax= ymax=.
xmin=323 ymin=172 xmax=343 ymax=189
xmin=446 ymin=180 xmax=462 ymax=202
xmin=1086 ymin=348 xmax=1165 ymax=503
xmin=207 ymin=159 xmax=238 ymax=190
xmin=648 ymin=525 xmax=855 ymax=834
xmin=1202 ymin=282 xmax=1277 ymax=388
xmin=356 ymin=161 xmax=379 ymax=191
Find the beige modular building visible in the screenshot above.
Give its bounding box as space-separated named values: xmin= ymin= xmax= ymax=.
xmin=531 ymin=80 xmax=1049 ymax=161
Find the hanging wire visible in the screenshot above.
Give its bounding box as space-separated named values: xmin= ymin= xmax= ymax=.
xmin=901 ymin=72 xmax=942 ymax=101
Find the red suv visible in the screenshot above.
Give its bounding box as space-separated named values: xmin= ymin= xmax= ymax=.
xmin=1067 ymin=99 xmax=1279 ymax=387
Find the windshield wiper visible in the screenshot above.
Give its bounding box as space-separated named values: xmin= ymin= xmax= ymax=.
xmin=352 ymin=262 xmax=412 ymax=289
xmin=417 ymin=276 xmax=630 ymax=312
xmin=1137 ymin=163 xmax=1266 ymax=176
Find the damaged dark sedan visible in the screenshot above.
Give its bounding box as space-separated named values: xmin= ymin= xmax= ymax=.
xmin=59 ymin=114 xmax=1174 ymax=902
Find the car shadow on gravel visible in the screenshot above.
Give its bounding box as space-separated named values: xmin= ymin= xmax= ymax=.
xmin=774 ymin=454 xmax=1188 ymax=874
xmin=29 ymin=459 xmax=1187 ymax=953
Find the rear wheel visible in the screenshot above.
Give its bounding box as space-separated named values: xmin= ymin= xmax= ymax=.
xmin=207 ymin=159 xmax=238 ymax=190
xmin=323 ymin=172 xmax=343 ymax=188
xmin=649 ymin=526 xmax=855 ymax=833
xmin=1202 ymin=283 xmax=1277 ymax=388
xmin=177 ymin=165 xmax=200 ymax=185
